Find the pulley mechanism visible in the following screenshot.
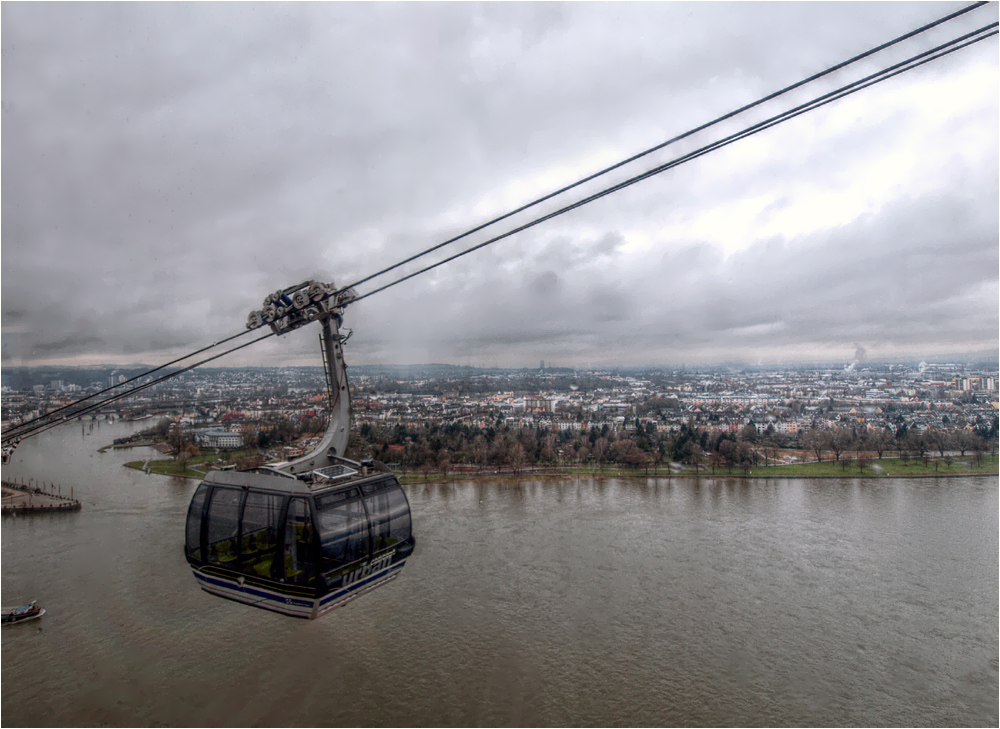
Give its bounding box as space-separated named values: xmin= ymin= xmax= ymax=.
xmin=245 ymin=279 xmax=358 ymax=336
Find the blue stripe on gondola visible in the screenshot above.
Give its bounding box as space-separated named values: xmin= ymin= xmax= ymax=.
xmin=319 ymin=561 xmax=405 ymax=606
xmin=193 ymin=572 xmax=314 ymax=608
xmin=193 ymin=558 xmax=407 ymax=613
xmin=207 ymin=590 xmax=311 ymax=619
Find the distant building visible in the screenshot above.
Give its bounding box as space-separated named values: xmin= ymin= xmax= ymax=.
xmin=957 ymin=377 xmax=998 ymax=392
xmin=193 ymin=428 xmax=243 ymax=450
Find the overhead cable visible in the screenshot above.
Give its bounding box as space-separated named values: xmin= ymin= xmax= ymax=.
xmin=348 ymin=22 xmax=998 ymax=305
xmin=5 ymin=332 xmax=275 ymax=444
xmin=333 ymin=1 xmax=990 ymax=298
xmin=3 ymin=330 xmax=255 ymax=442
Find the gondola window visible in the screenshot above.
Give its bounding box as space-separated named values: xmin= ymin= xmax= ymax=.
xmin=362 ymin=481 xmax=411 ymax=552
xmin=316 ymin=489 xmax=369 ymax=576
xmin=283 ymin=498 xmax=316 ymax=586
xmin=206 ymin=487 xmax=242 ymax=566
xmin=241 ymin=491 xmax=282 ymax=579
xmin=185 ymin=483 xmax=209 ymax=562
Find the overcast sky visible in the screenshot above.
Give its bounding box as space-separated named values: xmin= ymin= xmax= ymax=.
xmin=3 ymin=2 xmax=997 ymax=370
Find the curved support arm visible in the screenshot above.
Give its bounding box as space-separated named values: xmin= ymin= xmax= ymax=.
xmin=272 ymin=315 xmax=352 ymax=475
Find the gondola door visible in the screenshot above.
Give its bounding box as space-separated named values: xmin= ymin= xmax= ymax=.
xmin=315 ymin=488 xmax=371 ymax=589
xmin=241 ymin=491 xmax=282 ymax=580
xmin=205 ymin=487 xmax=242 ymax=568
xmin=282 ymin=498 xmax=317 ymax=587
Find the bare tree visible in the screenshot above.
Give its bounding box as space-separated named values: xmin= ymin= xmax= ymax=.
xmin=871 ymin=427 xmax=894 ymax=459
xmin=683 ymin=442 xmax=705 ymax=473
xmin=853 ymin=429 xmax=870 ymax=462
xmin=923 ymin=427 xmax=950 ymax=458
xmin=437 ymin=449 xmax=451 ymax=477
xmin=903 ymin=430 xmax=928 ymax=460
xmin=613 ymin=438 xmax=645 ymax=471
xmin=954 ymin=429 xmax=977 ymax=457
xmin=972 ymin=436 xmax=986 ymax=465
xmin=827 ymin=427 xmax=853 ymax=462
xmin=628 ymin=446 xmax=650 ymax=474
xmin=177 ymin=442 xmax=199 ymax=471
xmin=650 ymin=448 xmax=662 ymax=476
xmin=472 ymin=435 xmax=489 ymax=472
xmin=592 ymin=437 xmax=609 ymax=473
xmin=738 ymin=423 xmax=759 ymax=444
xmin=734 ymin=441 xmax=756 ymax=474
xmin=541 ymin=433 xmax=558 ymax=464
xmin=507 ymin=440 xmax=526 ymax=474
xmin=490 ymin=439 xmax=509 ymax=473
xmin=801 ymin=428 xmax=825 ymax=463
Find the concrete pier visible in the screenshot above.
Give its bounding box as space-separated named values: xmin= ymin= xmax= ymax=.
xmin=1 ymin=481 xmax=81 ymax=514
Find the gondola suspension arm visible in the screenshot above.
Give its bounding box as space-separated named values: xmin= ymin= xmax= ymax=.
xmin=243 ymin=279 xmax=360 ymax=476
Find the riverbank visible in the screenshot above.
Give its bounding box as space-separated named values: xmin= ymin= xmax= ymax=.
xmin=123 ymin=460 xmax=204 ymax=478
xmin=1 ymin=481 xmax=81 ymax=514
xmin=395 ymin=457 xmax=998 ymax=484
xmin=744 ymin=454 xmax=998 ymax=478
xmin=121 ymin=454 xmax=998 ymax=484
xmin=123 ymin=448 xmax=262 ymax=479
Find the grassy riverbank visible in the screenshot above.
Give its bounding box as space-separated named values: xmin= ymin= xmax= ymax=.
xmin=125 ymin=453 xmax=998 ymax=483
xmin=124 ymin=459 xmax=204 ymax=478
xmin=396 ymin=454 xmax=999 ymax=483
xmin=745 ymin=454 xmax=998 ymax=478
xmin=124 ymin=449 xmax=261 ymax=479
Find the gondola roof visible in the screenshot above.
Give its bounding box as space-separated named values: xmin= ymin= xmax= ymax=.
xmin=202 ymin=464 xmax=391 ymax=495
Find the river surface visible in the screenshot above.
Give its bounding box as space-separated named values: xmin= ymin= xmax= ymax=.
xmin=2 ymin=421 xmax=997 ymax=727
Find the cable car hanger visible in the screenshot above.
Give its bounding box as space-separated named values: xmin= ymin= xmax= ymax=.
xmin=185 ymin=279 xmax=415 ymax=619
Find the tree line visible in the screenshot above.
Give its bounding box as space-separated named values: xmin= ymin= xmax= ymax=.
xmin=135 ymin=412 xmax=999 ymax=475
xmin=346 ymin=417 xmax=999 ymax=475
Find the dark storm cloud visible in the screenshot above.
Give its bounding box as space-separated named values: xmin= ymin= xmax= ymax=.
xmin=2 ymin=2 xmax=996 ymax=367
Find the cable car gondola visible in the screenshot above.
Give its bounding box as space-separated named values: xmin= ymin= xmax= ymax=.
xmin=183 ymin=280 xmax=415 ymax=618
xmin=185 ymin=463 xmax=414 ymax=619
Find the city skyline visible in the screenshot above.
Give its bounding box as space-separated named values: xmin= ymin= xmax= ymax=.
xmin=3 ymin=3 xmax=998 ymax=369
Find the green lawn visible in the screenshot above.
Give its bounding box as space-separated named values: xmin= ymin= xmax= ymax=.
xmin=752 ymin=454 xmax=998 ymax=477
xmin=128 ymin=453 xmax=998 ymax=482
xmin=125 ymin=460 xmax=204 ymax=478
xmin=395 ymin=454 xmax=999 ymax=482
xmin=124 ymin=449 xmax=261 ymax=479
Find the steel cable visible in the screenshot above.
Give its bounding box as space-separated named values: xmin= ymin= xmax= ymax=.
xmin=5 ymin=332 xmax=275 ymax=444
xmin=332 ymin=1 xmax=990 ymax=299
xmin=3 ymin=330 xmax=255 ymax=442
xmin=348 ymin=23 xmax=998 ymax=306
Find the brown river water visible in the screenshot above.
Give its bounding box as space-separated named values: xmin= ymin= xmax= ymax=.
xmin=2 ymin=420 xmax=997 ymax=726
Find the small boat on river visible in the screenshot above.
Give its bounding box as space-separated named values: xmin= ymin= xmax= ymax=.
xmin=2 ymin=601 xmax=45 ymax=625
